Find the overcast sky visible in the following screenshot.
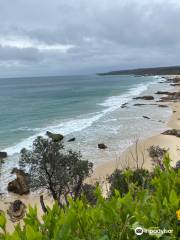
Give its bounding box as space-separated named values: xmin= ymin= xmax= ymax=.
xmin=0 ymin=0 xmax=180 ymax=77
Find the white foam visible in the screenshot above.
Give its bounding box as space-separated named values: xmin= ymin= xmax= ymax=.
xmin=4 ymin=79 xmax=157 ymax=156
xmin=99 ymin=83 xmax=148 ymax=109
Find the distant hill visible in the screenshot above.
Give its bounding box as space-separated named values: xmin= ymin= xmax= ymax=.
xmin=98 ymin=66 xmax=180 ymax=76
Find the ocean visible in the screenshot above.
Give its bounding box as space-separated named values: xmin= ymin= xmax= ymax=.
xmin=0 ymin=74 xmax=172 ymax=192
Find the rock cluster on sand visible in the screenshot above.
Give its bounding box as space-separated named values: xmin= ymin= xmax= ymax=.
xmin=7 ymin=200 xmax=26 ymax=222
xmin=7 ymin=168 xmax=30 ymax=195
xmin=162 ymin=129 xmax=180 ymax=138
xmin=156 ymin=77 xmax=180 ymax=102
xmin=158 ymin=91 xmax=180 ymax=102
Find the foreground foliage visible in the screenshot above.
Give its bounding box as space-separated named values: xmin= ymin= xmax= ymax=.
xmin=0 ymin=154 xmax=180 ymax=239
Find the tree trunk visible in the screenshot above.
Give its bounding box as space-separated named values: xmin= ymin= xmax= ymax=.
xmin=40 ymin=195 xmax=48 ymax=213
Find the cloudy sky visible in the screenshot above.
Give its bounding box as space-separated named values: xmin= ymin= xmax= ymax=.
xmin=0 ymin=0 xmax=180 ymax=77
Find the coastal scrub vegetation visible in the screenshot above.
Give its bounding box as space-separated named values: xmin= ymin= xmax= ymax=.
xmin=19 ymin=136 xmax=93 ymax=208
xmin=0 ymin=151 xmax=180 ymax=239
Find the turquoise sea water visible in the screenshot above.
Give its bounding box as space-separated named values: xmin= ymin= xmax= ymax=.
xmin=0 ymin=74 xmax=173 ymax=192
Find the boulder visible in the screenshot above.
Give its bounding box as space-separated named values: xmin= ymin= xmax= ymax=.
xmin=143 ymin=116 xmax=150 ymax=120
xmin=133 ymin=96 xmax=154 ymax=100
xmin=0 ymin=152 xmax=7 ymax=158
xmin=98 ymin=143 xmax=107 ymax=149
xmin=162 ymin=129 xmax=180 ymax=138
xmin=7 ymin=168 xmax=29 ymax=195
xmin=46 ymin=131 xmax=64 ymax=142
xmin=7 ymin=200 xmax=26 ymax=222
xmin=68 ymin=137 xmax=76 ymax=142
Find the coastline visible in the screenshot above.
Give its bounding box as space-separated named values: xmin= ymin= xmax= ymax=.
xmin=92 ymin=80 xmax=180 ymax=182
xmin=1 ymin=75 xmax=180 ymax=232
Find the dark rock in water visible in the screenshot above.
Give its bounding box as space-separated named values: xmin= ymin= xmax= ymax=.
xmin=68 ymin=137 xmax=76 ymax=142
xmin=133 ymin=96 xmax=154 ymax=100
xmin=121 ymin=102 xmax=128 ymax=108
xmin=155 ymin=91 xmax=172 ymax=95
xmin=98 ymin=143 xmax=107 ymax=149
xmin=134 ymin=103 xmax=157 ymax=106
xmin=158 ymin=120 xmax=164 ymax=123
xmin=46 ymin=131 xmax=64 ymax=142
xmin=8 ymin=168 xmax=30 ymax=195
xmin=134 ymin=103 xmax=146 ymax=106
xmin=143 ymin=116 xmax=150 ymax=120
xmin=162 ymin=129 xmax=180 ymax=138
xmin=7 ymin=200 xmax=26 ymax=222
xmin=170 ymin=83 xmax=180 ymax=86
xmin=0 ymin=152 xmax=7 ymax=158
xmin=158 ymin=104 xmax=168 ymax=108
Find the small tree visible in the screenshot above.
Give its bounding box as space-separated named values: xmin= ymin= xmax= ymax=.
xmin=147 ymin=145 xmax=167 ymax=170
xmin=20 ymin=136 xmax=93 ymax=207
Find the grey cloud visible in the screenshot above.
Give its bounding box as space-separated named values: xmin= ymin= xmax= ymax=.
xmin=0 ymin=0 xmax=180 ymax=77
xmin=0 ymin=46 xmax=41 ymax=62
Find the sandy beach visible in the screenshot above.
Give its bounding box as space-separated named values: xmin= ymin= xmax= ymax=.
xmin=1 ymin=76 xmax=180 ymax=233
xmin=93 ymin=82 xmax=180 ymax=182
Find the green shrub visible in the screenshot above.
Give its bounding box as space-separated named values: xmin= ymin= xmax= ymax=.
xmin=1 ymin=155 xmax=180 ymax=239
xmin=108 ymin=168 xmax=152 ymax=197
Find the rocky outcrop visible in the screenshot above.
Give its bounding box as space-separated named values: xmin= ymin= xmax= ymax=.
xmin=7 ymin=168 xmax=30 ymax=195
xmin=7 ymin=200 xmax=26 ymax=222
xmin=158 ymin=92 xmax=180 ymax=102
xmin=98 ymin=143 xmax=107 ymax=149
xmin=162 ymin=129 xmax=180 ymax=138
xmin=155 ymin=91 xmax=173 ymax=95
xmin=68 ymin=137 xmax=76 ymax=142
xmin=133 ymin=96 xmax=154 ymax=100
xmin=121 ymin=103 xmax=128 ymax=108
xmin=0 ymin=152 xmax=7 ymax=158
xmin=46 ymin=131 xmax=64 ymax=142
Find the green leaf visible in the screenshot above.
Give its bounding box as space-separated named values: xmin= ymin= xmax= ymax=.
xmin=169 ymin=189 xmax=179 ymax=207
xmin=0 ymin=212 xmax=6 ymax=230
xmin=25 ymin=225 xmax=42 ymax=240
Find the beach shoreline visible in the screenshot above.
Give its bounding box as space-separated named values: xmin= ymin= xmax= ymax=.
xmin=92 ymin=77 xmax=180 ymax=182
xmin=1 ymin=75 xmax=180 ymax=232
